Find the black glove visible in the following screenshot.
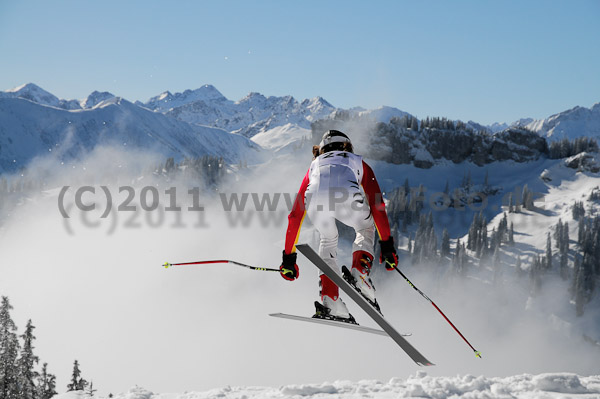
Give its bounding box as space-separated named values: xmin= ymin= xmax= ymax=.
xmin=280 ymin=251 xmax=299 ymax=281
xmin=379 ymin=237 xmax=398 ymax=271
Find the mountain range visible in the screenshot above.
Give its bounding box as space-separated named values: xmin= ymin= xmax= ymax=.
xmin=0 ymin=82 xmax=598 ymax=173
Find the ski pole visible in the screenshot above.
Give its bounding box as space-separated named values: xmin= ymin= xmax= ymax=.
xmin=162 ymin=259 xmax=280 ymax=273
xmin=393 ymin=266 xmax=482 ymax=359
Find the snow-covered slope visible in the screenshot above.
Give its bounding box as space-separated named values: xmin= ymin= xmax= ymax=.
xmin=524 ymin=103 xmax=600 ymax=141
xmin=250 ymin=123 xmax=311 ymax=149
xmin=54 ymin=372 xmax=600 ymax=399
xmin=0 ymin=96 xmax=262 ymax=171
xmin=356 ymin=105 xmax=412 ymax=123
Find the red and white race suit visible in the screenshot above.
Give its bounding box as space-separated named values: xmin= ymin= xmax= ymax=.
xmin=284 ymin=150 xmax=392 ymax=275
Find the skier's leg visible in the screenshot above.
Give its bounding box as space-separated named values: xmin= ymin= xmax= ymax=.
xmin=335 ymin=190 xmax=380 ymax=306
xmin=307 ymin=200 xmax=351 ymax=319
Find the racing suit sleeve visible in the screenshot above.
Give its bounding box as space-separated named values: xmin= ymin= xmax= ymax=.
xmin=284 ymin=169 xmax=310 ymax=254
xmin=361 ymin=161 xmax=391 ymax=241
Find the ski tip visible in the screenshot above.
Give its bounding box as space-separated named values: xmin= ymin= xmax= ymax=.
xmin=474 ymin=350 xmax=482 ymax=359
xmin=163 ymin=262 xmax=171 ymax=269
xmin=417 ymin=361 xmax=436 ymax=367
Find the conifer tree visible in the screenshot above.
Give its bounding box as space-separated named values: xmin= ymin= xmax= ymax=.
xmin=37 ymin=363 xmax=57 ymax=399
xmin=16 ymin=320 xmax=39 ymax=399
xmin=529 ymin=255 xmax=542 ymax=296
xmin=67 ymin=360 xmax=88 ymax=391
xmin=441 ymin=228 xmax=450 ymax=257
xmin=0 ymin=296 xmax=20 ymax=399
xmin=546 ymin=232 xmax=553 ymax=270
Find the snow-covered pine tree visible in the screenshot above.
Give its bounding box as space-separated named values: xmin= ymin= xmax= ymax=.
xmin=529 ymin=255 xmax=543 ymax=296
xmin=16 ymin=320 xmax=39 ymax=399
xmin=36 ymin=363 xmax=57 ymax=399
xmin=441 ymin=228 xmax=450 ymax=257
xmin=0 ymin=296 xmax=20 ymax=399
xmin=572 ymin=201 xmax=585 ymax=221
xmin=67 ymin=360 xmax=88 ymax=391
xmin=546 ymin=232 xmax=553 ymax=270
xmin=555 ymin=219 xmax=563 ymax=250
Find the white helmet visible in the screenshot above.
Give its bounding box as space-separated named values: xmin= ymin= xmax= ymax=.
xmin=319 ymin=130 xmax=353 ymax=153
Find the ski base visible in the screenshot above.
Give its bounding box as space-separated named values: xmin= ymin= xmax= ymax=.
xmin=270 ymin=313 xmax=411 ymax=337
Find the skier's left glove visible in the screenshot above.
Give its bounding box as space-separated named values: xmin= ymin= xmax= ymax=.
xmin=379 ymin=237 xmax=398 ymax=271
xmin=280 ymin=251 xmax=299 ymax=281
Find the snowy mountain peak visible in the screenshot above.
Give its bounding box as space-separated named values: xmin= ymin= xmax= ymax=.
xmin=239 ymin=92 xmax=267 ymax=103
xmin=157 ymin=91 xmax=172 ymax=101
xmin=6 ymin=82 xmax=43 ymax=93
xmin=524 ymin=103 xmax=600 ymax=141
xmin=4 ymin=83 xmax=61 ymax=107
xmin=144 ymin=85 xmax=228 ymax=112
xmin=80 ymin=90 xmax=116 ymax=109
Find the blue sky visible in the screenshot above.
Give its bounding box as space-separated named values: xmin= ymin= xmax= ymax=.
xmin=0 ymin=0 xmax=598 ymax=125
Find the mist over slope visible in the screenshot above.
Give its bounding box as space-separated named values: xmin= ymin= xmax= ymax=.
xmin=1 ymin=83 xmax=600 ymax=397
xmin=1 ymin=139 xmax=599 ymax=396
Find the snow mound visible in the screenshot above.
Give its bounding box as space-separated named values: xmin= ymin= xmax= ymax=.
xmin=280 ymin=383 xmax=338 ymax=396
xmin=60 ymin=373 xmax=600 ymax=398
xmin=532 ymin=373 xmax=588 ymax=394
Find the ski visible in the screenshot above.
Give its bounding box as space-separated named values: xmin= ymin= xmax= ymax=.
xmin=269 ymin=313 xmax=412 ymax=337
xmin=296 ymin=243 xmax=434 ymax=366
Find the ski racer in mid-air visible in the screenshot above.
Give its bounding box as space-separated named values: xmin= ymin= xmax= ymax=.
xmin=279 ymin=129 xmax=398 ymax=323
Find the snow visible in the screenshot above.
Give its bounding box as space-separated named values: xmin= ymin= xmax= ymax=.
xmin=80 ymin=91 xmax=116 ymax=109
xmin=356 ymin=105 xmax=412 ymax=123
xmin=54 ymin=373 xmax=600 ymax=398
xmin=0 ymin=96 xmax=263 ymax=172
xmin=251 ymin=123 xmax=311 ymax=149
xmin=524 ymin=103 xmax=600 ymax=141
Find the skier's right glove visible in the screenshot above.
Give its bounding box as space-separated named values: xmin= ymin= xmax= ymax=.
xmin=379 ymin=237 xmax=398 ymax=271
xmin=280 ymin=251 xmax=299 ymax=281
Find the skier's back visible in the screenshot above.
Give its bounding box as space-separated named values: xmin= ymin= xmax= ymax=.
xmin=279 ymin=130 xmax=398 ymax=322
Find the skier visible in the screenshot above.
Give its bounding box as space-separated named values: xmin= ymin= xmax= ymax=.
xmin=279 ymin=129 xmax=398 ymax=322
